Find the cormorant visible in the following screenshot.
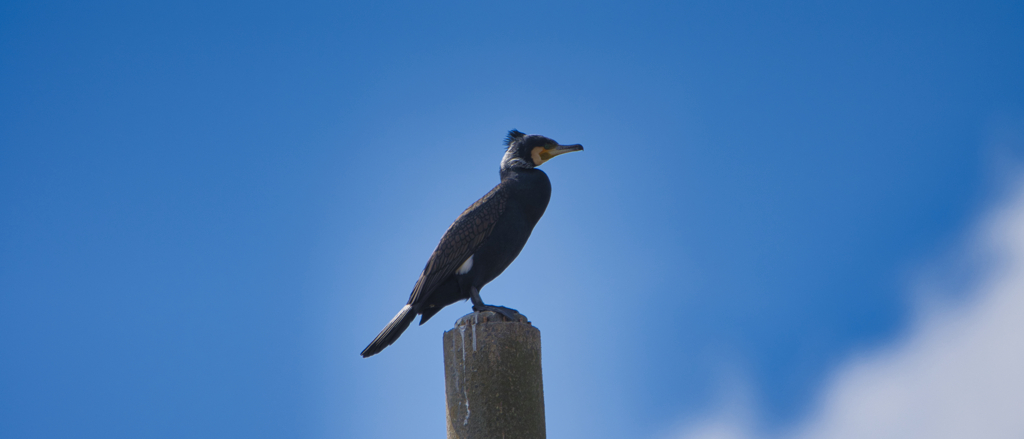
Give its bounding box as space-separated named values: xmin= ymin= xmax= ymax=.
xmin=360 ymin=129 xmax=583 ymax=357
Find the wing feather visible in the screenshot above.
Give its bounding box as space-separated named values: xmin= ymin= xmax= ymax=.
xmin=407 ymin=184 xmax=507 ymax=306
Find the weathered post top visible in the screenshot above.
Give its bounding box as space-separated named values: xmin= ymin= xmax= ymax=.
xmin=443 ymin=310 xmax=545 ymax=439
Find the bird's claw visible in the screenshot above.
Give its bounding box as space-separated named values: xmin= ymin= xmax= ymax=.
xmin=472 ymin=304 xmax=521 ymax=321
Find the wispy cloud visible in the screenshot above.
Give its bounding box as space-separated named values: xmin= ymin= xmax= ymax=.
xmin=672 ymin=175 xmax=1024 ymax=439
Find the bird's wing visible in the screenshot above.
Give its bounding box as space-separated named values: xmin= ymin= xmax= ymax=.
xmin=407 ymin=184 xmax=507 ymax=306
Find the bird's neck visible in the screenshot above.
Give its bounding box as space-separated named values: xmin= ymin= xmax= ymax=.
xmin=499 ymin=166 xmax=551 ymax=221
xmin=500 ymin=163 xmax=543 ymax=181
xmin=500 ymin=157 xmax=533 ymax=172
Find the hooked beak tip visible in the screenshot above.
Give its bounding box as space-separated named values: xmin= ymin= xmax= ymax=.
xmin=558 ymin=144 xmax=583 ymax=153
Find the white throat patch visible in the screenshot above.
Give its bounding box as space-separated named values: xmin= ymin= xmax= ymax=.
xmin=500 ymin=149 xmax=533 ymax=170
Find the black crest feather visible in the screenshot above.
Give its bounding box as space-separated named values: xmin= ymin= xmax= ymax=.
xmin=504 ymin=129 xmax=526 ymax=149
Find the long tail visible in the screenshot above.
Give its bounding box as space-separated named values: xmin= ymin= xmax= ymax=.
xmin=361 ymin=304 xmax=416 ymax=357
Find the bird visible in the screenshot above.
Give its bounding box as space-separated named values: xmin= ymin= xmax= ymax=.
xmin=360 ymin=129 xmax=583 ymax=358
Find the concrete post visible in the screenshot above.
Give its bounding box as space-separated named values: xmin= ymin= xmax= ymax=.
xmin=443 ymin=310 xmax=545 ymax=439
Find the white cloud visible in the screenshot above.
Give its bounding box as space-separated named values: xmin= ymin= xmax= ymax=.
xmin=673 ymin=176 xmax=1024 ymax=439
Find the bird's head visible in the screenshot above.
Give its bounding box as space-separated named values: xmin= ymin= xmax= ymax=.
xmin=501 ymin=129 xmax=583 ymax=171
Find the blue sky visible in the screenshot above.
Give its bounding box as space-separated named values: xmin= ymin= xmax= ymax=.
xmin=2 ymin=1 xmax=1023 ymax=438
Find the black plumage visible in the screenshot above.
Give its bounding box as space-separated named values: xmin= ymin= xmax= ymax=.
xmin=360 ymin=130 xmax=583 ymax=357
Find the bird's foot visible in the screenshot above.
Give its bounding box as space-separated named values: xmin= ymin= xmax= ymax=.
xmin=472 ymin=304 xmax=522 ymax=322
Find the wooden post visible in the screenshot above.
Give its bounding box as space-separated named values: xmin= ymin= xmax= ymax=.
xmin=443 ymin=310 xmax=546 ymax=439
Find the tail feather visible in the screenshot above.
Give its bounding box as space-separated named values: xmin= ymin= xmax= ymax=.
xmin=361 ymin=304 xmax=416 ymax=357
